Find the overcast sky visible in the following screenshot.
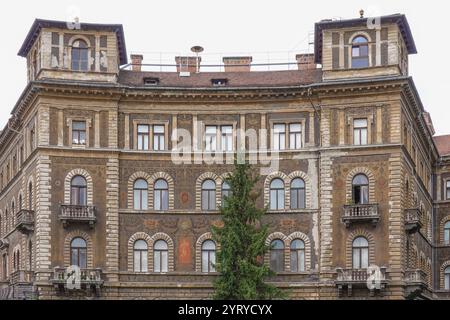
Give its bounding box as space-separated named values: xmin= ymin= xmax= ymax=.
xmin=1 ymin=0 xmax=448 ymax=135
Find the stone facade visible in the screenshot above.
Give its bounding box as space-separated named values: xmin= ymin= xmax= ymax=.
xmin=0 ymin=14 xmax=449 ymax=300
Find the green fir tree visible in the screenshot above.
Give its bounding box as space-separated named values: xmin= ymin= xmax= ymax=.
xmin=212 ymin=161 xmax=285 ymax=300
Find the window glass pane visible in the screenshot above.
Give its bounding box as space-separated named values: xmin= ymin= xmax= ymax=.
xmin=361 ymin=248 xmax=369 ymax=268
xmin=271 ymin=179 xmax=284 ymax=189
xmin=161 ymin=251 xmax=168 ymax=272
xmin=290 ymin=189 xmax=298 ymax=209
xmin=445 ymin=274 xmax=450 ymax=290
xmin=279 ymin=133 xmax=286 ymax=150
xmin=274 ymin=124 xmax=285 ymax=133
xmin=134 ymin=240 xmax=147 ymax=250
xmin=289 ymin=123 xmax=301 ymax=133
xmin=154 ymin=191 xmax=161 ymax=210
xmin=210 ymin=251 xmax=216 ymax=272
xmin=361 ymin=186 xmax=369 ymax=204
xmin=154 ymin=125 xmax=164 ymax=133
xmin=270 ymin=190 xmax=277 ymax=210
xmin=354 ymin=119 xmax=367 ymax=128
xmin=138 ymin=125 xmax=149 ymax=133
xmin=202 ymin=251 xmax=209 ymax=272
xmin=202 ymin=191 xmax=208 ymax=210
xmin=209 ymin=191 xmax=216 ymax=210
xmin=154 ymin=251 xmax=161 ymax=272
xmin=141 ymin=251 xmax=148 ymax=272
xmin=134 ymin=251 xmax=140 ymax=271
xmin=161 ymin=190 xmax=169 ymax=210
xmin=79 ymin=188 xmax=87 ymax=206
xmin=360 ymin=45 xmax=368 ymax=56
xmin=353 ymin=174 xmax=369 ymax=185
xmin=277 ymin=191 xmax=285 ymax=209
xmin=134 ymin=190 xmax=141 ymax=209
xmin=360 ymin=128 xmax=368 ymax=145
xmin=72 ymin=238 xmax=87 ymax=248
xmin=354 ymin=129 xmax=361 ymax=145
xmin=299 ymin=189 xmax=305 ymax=209
xmin=73 ymin=121 xmax=86 ymax=130
xmin=141 ymin=190 xmax=148 ymax=210
xmin=71 ymin=249 xmax=78 ymax=267
xmin=290 ymin=251 xmax=298 ymax=272
xmin=299 ymin=250 xmax=305 ymax=272
xmin=352 ymin=47 xmax=360 ymax=57
xmin=444 ymin=228 xmax=450 ymax=244
xmin=353 ymin=248 xmax=360 ymax=269
xmin=353 ymin=237 xmax=369 ymax=247
xmin=79 ymin=249 xmax=87 ymax=268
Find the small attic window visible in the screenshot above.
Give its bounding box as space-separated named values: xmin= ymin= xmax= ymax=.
xmin=211 ymin=79 xmax=228 ymax=87
xmin=144 ymin=77 xmax=160 ymax=86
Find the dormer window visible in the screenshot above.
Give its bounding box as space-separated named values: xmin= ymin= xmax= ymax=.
xmin=212 ymin=79 xmax=228 ymax=87
xmin=144 ymin=77 xmax=159 ymax=86
xmin=351 ymin=36 xmax=369 ymax=68
xmin=71 ymin=39 xmax=89 ymax=72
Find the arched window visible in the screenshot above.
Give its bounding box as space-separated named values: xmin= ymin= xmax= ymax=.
xmin=290 ymin=178 xmax=305 ymax=209
xmin=154 ymin=179 xmax=169 ymax=211
xmin=133 ymin=179 xmax=148 ymax=210
xmin=19 ymin=195 xmax=22 ymax=210
xmin=201 ymin=180 xmax=216 ymax=211
xmin=270 ymin=239 xmax=285 ymax=272
xmin=201 ymin=240 xmax=216 ymax=273
xmin=70 ymin=238 xmax=87 ymax=268
xmin=445 ymin=266 xmax=450 ymax=290
xmin=15 ymin=250 xmax=20 ymax=271
xmin=444 ymin=221 xmax=450 ymax=245
xmin=351 ymin=36 xmax=369 ymax=68
xmin=221 ymin=181 xmax=231 ymax=206
xmin=290 ymin=239 xmax=305 ymax=272
xmin=133 ymin=240 xmax=148 ymax=273
xmin=270 ymin=179 xmax=285 ymax=210
xmin=352 ymin=237 xmax=369 ymax=269
xmin=70 ymin=176 xmax=87 ymax=206
xmin=11 ymin=202 xmax=15 ymax=227
xmin=153 ymin=240 xmax=168 ymax=273
xmin=28 ymin=182 xmax=33 ymax=210
xmin=352 ymin=174 xmax=369 ymax=205
xmin=71 ymin=39 xmax=89 ymax=71
xmin=2 ymin=254 xmax=7 ymax=280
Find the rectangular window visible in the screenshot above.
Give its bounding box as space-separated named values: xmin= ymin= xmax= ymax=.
xmin=72 ymin=121 xmax=86 ymax=145
xmin=289 ymin=123 xmax=302 ymax=150
xmin=447 ymin=181 xmax=450 ymax=200
xmin=353 ymin=119 xmax=368 ymax=146
xmin=205 ymin=126 xmax=217 ymax=152
xmin=273 ymin=124 xmax=286 ymax=151
xmin=153 ymin=125 xmax=165 ymax=151
xmin=137 ymin=125 xmax=150 ymax=151
xmin=221 ymin=125 xmax=233 ymax=151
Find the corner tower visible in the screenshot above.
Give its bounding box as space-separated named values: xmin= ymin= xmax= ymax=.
xmin=18 ymin=19 xmax=127 ymax=83
xmin=314 ymin=13 xmax=417 ymax=81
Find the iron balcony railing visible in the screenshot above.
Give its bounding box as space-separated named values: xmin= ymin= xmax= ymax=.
xmin=15 ymin=209 xmax=35 ymax=233
xmin=59 ymin=205 xmax=96 ymax=227
xmin=342 ymin=204 xmax=380 ymax=227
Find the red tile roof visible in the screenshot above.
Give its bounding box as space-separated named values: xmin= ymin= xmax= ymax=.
xmin=118 ymin=69 xmax=323 ymax=88
xmin=434 ymin=135 xmax=450 ymax=156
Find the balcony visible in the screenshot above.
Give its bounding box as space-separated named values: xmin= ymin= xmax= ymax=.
xmin=336 ymin=267 xmax=388 ymax=297
xmin=405 ymin=209 xmax=422 ymax=234
xmin=59 ymin=205 xmax=96 ymax=228
xmin=52 ymin=267 xmax=103 ymax=294
xmin=0 ymin=239 xmax=9 ymax=250
xmin=342 ymin=204 xmax=380 ymax=227
xmin=15 ymin=209 xmax=35 ymax=234
xmin=404 ymin=269 xmax=428 ymax=299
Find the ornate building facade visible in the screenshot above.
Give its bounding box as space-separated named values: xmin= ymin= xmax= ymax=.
xmin=0 ymin=13 xmax=449 ymax=300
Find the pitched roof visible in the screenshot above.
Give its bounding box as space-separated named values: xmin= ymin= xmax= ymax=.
xmin=18 ymin=19 xmax=128 ymax=65
xmin=434 ymin=135 xmax=450 ymax=156
xmin=314 ymin=14 xmax=417 ymax=64
xmin=118 ymin=69 xmax=323 ymax=88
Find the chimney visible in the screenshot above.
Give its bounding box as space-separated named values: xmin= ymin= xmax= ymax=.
xmin=296 ymin=54 xmax=316 ymax=70
xmin=130 ymin=54 xmax=143 ymax=72
xmin=175 ymin=56 xmax=201 ymax=74
xmin=222 ymin=56 xmax=252 ymax=72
